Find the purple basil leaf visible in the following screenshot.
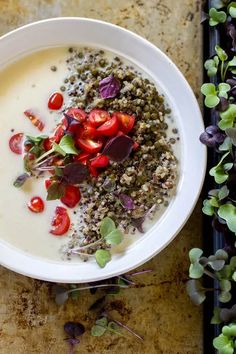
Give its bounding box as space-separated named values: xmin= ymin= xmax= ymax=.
xmin=64 ymin=322 xmax=85 ymax=337
xmin=103 ymin=135 xmax=134 ymax=162
xmin=132 ymin=217 xmax=145 ymax=233
xmin=199 ymin=126 xmax=225 ymax=147
xmin=117 ymin=193 xmax=135 ymax=209
xmin=13 ymin=173 xmax=30 ymax=188
xmin=63 ymin=162 xmax=89 ymax=184
xmin=99 ymin=75 xmax=121 ymax=99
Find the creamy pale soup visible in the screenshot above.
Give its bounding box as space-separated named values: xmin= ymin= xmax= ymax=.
xmin=0 ymin=47 xmax=179 ymax=264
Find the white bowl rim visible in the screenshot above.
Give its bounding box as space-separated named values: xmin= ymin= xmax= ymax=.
xmin=0 ymin=17 xmax=206 ymax=283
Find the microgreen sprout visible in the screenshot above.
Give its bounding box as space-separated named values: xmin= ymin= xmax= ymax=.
xmin=213 ymin=323 xmax=236 ymax=354
xmin=64 ymin=217 xmax=123 ymax=268
xmin=64 ymin=321 xmax=85 ymax=354
xmin=201 ymin=83 xmax=230 ymax=108
xmin=209 ymin=7 xmax=227 ymax=26
xmin=204 ymin=56 xmax=219 ymax=77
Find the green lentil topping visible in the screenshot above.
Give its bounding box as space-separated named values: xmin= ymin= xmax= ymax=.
xmin=61 ymin=47 xmax=179 ymax=255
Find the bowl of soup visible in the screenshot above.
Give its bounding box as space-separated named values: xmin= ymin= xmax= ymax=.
xmin=0 ymin=18 xmax=206 ymax=282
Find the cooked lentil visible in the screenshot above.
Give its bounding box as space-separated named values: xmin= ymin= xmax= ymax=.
xmin=61 ymin=47 xmax=179 ymax=254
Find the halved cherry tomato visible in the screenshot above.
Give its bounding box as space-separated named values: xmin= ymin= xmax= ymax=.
xmin=50 ymin=206 xmax=70 ymax=236
xmin=90 ymin=155 xmax=109 ymax=168
xmin=113 ymin=112 xmax=135 ymax=134
xmin=43 ymin=137 xmax=54 ymax=151
xmin=9 ymin=133 xmax=24 ymax=154
xmin=76 ymin=137 xmax=103 ymax=154
xmin=88 ymin=109 xmax=110 ymax=127
xmin=60 ymin=185 xmax=81 ymax=208
xmin=65 ymin=108 xmax=87 ymax=123
xmin=48 ymin=92 xmax=64 ymax=110
xmin=27 ymin=196 xmax=44 ymax=213
xmin=24 ymin=110 xmax=45 ymax=131
xmin=45 ymin=179 xmax=52 ymax=189
xmin=54 ymin=125 xmax=65 ymax=143
xmin=78 ymin=122 xmax=98 ymax=140
xmin=133 ymin=141 xmax=140 ymax=151
xmin=74 ymin=152 xmax=92 ymax=165
xmin=89 ymin=165 xmax=99 ymax=178
xmin=97 ymin=116 xmax=119 ymax=136
xmin=67 ymin=121 xmax=81 ymax=135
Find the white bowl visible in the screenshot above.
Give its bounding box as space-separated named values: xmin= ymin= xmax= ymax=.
xmin=0 ymin=18 xmax=206 ymax=283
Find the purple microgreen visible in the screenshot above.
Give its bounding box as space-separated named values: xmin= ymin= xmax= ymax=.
xmin=52 ymin=284 xmax=69 ymax=305
xmin=199 ymin=125 xmax=226 ymax=147
xmin=216 ymin=97 xmax=229 ymax=112
xmin=99 ymin=75 xmax=121 ymax=99
xmin=227 ymin=23 xmax=236 ymax=52
xmin=13 ymin=173 xmax=30 ymax=188
xmin=63 ymin=162 xmax=89 ymax=184
xmin=64 ymin=338 xmax=80 ymax=354
xmin=118 ymin=275 xmax=135 ymax=285
xmin=131 ymin=216 xmax=145 ymax=233
xmin=104 ymin=313 xmax=144 ymax=341
xmin=117 ymin=193 xmax=135 ymax=210
xmin=53 ymin=283 xmax=130 ymax=305
xmin=46 ymin=182 xmax=65 ymax=201
xmin=220 ymin=304 xmax=236 ymax=323
xmin=64 ymin=322 xmax=85 ymax=337
xmin=103 ymin=135 xmax=134 ymax=163
xmin=126 ymin=269 xmax=153 ymax=277
xmin=89 ymin=296 xmax=106 ymax=311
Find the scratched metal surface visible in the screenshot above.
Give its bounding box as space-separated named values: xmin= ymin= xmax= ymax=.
xmin=0 ymin=1 xmax=203 ymax=353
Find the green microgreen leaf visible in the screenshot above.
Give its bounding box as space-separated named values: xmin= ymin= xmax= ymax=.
xmin=228 ymin=56 xmax=236 ymax=67
xmin=219 ymin=104 xmax=236 ymax=130
xmin=219 ymin=137 xmax=232 ymax=152
xmin=201 ymin=83 xmax=217 ymax=96
xmin=189 ymin=248 xmax=203 ymax=263
xmin=95 ymin=249 xmax=111 ymax=268
xmin=204 ymin=56 xmax=219 ymax=77
xmin=211 ymin=307 xmax=222 ymax=324
xmin=212 ymin=0 xmax=229 ymax=9
xmin=209 ymin=152 xmax=232 ymax=184
xmin=205 ymin=95 xmax=220 ymax=108
xmin=215 ymin=45 xmax=228 ymax=61
xmin=229 ymin=2 xmax=236 ymax=18
xmin=189 ymin=263 xmax=205 ymax=278
xmin=202 ymin=199 xmax=215 ymax=216
xmin=218 ymin=204 xmax=236 ymax=233
xmin=218 ymin=83 xmax=231 ymax=98
xmin=91 ymin=317 xmax=108 ymax=337
xmin=46 ymin=182 xmax=65 ymax=201
xmin=209 ymin=196 xmax=220 ymax=207
xmin=213 ymin=333 xmax=234 ymax=354
xmin=225 ymin=127 xmax=236 ymax=146
xmin=209 ymin=8 xmax=227 ymax=26
xmin=100 ymin=217 xmax=116 ymax=237
xmin=186 ymin=280 xmax=207 ymax=305
xmin=104 ymin=229 xmax=123 ymax=245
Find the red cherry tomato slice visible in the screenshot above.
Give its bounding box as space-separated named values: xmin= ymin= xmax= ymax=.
xmin=88 ymin=109 xmax=110 ymax=127
xmin=27 ymin=196 xmax=44 ymax=213
xmin=76 ymin=137 xmax=103 ymax=154
xmin=60 ymin=185 xmax=81 ymax=208
xmin=67 ymin=121 xmax=81 ymax=134
xmin=24 ymin=110 xmax=45 ymax=131
xmin=45 ymin=179 xmax=53 ymax=189
xmin=65 ymin=108 xmax=87 ymax=123
xmin=9 ymin=133 xmax=24 ymax=154
xmin=48 ymin=92 xmax=64 ymax=110
xmin=54 ymin=125 xmax=65 ymax=142
xmin=89 ymin=165 xmax=99 ymax=178
xmin=97 ymin=116 xmax=119 ymax=136
xmin=113 ymin=112 xmax=135 ymax=134
xmin=90 ymin=155 xmax=109 ymax=168
xmin=50 ymin=206 xmax=70 ymax=236
xmin=74 ymin=152 xmax=92 ymax=165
